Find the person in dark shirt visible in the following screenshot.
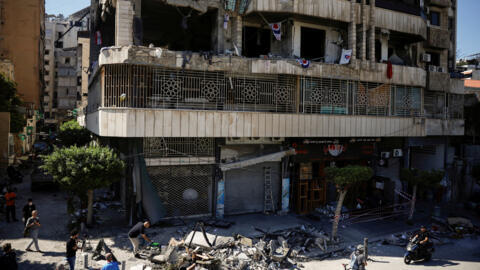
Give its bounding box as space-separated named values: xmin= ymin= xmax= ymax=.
xmin=22 ymin=198 xmax=36 ymax=226
xmin=66 ymin=230 xmax=79 ymax=270
xmin=0 ymin=243 xmax=17 ymax=270
xmin=128 ymin=221 xmax=151 ymax=256
xmin=414 ymin=225 xmax=432 ymax=251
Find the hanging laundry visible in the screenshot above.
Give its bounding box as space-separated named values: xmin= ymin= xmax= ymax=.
xmin=223 ymin=14 xmax=229 ymax=29
xmin=339 ymin=49 xmax=352 ymax=65
xmin=270 ymin=22 xmax=282 ymax=41
xmin=297 ymin=59 xmax=310 ymax=68
xmin=387 ymin=61 xmax=393 ymax=79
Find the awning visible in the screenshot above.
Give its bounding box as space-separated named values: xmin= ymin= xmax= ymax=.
xmin=219 ymin=148 xmax=296 ymax=171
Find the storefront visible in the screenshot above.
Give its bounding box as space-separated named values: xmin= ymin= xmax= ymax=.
xmin=288 ymin=138 xmax=378 ymax=214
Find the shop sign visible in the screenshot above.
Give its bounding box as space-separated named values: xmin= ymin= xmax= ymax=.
xmin=323 ymin=144 xmax=346 ymax=157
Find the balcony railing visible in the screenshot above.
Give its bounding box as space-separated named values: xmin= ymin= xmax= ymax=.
xmin=93 ymin=64 xmax=424 ymax=118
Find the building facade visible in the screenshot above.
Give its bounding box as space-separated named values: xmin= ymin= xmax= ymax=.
xmin=43 ymin=8 xmax=90 ymax=127
xmin=85 ymin=0 xmax=464 ymax=222
xmin=0 ymin=0 xmax=45 ymax=152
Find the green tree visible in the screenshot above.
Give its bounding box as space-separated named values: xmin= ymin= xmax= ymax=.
xmin=58 ymin=120 xmax=91 ymax=147
xmin=400 ymin=168 xmax=444 ymax=220
xmin=0 ymin=73 xmax=26 ymax=133
xmin=325 ymin=165 xmax=373 ymax=241
xmin=41 ymin=145 xmax=125 ymax=225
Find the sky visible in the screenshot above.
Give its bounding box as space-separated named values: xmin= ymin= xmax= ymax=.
xmin=46 ymin=0 xmax=479 ymax=60
xmin=457 ymin=0 xmax=480 ymax=59
xmin=45 ymin=0 xmax=90 ymax=17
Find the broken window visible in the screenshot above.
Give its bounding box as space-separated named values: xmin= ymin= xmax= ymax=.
xmin=427 ymin=52 xmax=440 ymax=66
xmin=65 ymin=57 xmax=70 ymax=64
xmin=300 ymin=27 xmax=325 ymax=61
xmin=142 ymin=0 xmax=215 ymax=51
xmin=242 ymin=26 xmax=271 ymax=58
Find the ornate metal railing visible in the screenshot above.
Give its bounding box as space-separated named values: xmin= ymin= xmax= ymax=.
xmin=101 ymin=64 xmax=424 ymax=117
xmin=143 ymin=138 xmax=215 ymax=158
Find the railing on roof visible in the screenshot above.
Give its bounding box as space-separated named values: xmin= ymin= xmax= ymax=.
xmin=98 ymin=64 xmax=424 ymax=118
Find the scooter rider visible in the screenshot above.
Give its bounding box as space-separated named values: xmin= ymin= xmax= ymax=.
xmin=414 ymin=225 xmax=432 ymax=252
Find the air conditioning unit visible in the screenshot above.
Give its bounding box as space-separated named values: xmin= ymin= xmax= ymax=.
xmin=428 ymin=65 xmax=437 ymax=72
xmin=422 ymin=53 xmax=431 ymax=62
xmin=381 ymin=152 xmax=391 ymax=159
xmin=393 ymin=149 xmax=403 ymax=157
xmin=437 ymin=66 xmax=446 ymax=73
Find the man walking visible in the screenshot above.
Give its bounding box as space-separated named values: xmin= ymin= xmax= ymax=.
xmin=22 ymin=198 xmax=36 ymax=226
xmin=66 ymin=230 xmax=79 ymax=270
xmin=25 ymin=210 xmax=42 ymax=252
xmin=101 ymin=253 xmax=119 ymax=270
xmin=128 ymin=221 xmax=152 ymax=256
xmin=5 ymin=188 xmax=18 ymax=222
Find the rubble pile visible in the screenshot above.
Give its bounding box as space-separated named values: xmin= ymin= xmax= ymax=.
xmin=315 ymin=203 xmax=350 ymax=222
xmin=140 ymin=224 xmax=348 ymax=270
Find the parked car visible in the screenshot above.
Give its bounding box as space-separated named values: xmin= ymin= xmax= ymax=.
xmin=30 ymin=165 xmax=57 ymax=191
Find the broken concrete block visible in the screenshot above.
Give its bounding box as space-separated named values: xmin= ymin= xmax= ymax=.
xmin=238 ymin=235 xmax=253 ymax=247
xmin=129 ymin=264 xmax=145 ymax=270
xmin=314 ymin=238 xmax=326 ymax=252
xmin=151 ymin=254 xmax=167 ymax=263
xmin=237 ymin=252 xmax=250 ymax=261
xmin=184 ymin=231 xmax=234 ymax=249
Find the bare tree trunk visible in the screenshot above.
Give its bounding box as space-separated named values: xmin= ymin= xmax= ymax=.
xmin=331 ymin=190 xmax=347 ymax=241
xmin=408 ymin=184 xmax=417 ymax=220
xmin=87 ymin=189 xmax=94 ymax=225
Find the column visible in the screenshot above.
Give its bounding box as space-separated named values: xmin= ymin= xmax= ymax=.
xmin=348 ymin=0 xmax=357 ymax=60
xmin=115 ymin=0 xmax=134 ymax=46
xmin=232 ymin=16 xmax=243 ymax=55
xmin=361 ymin=0 xmax=367 ymax=61
xmin=369 ymin=0 xmax=376 ymax=67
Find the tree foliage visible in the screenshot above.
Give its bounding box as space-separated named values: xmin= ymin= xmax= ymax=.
xmin=0 ymin=73 xmax=26 ymax=133
xmin=58 ymin=120 xmax=91 ymax=147
xmin=325 ymin=165 xmax=373 ymax=190
xmin=400 ymin=168 xmax=444 ymax=187
xmin=41 ymin=145 xmax=125 ymax=195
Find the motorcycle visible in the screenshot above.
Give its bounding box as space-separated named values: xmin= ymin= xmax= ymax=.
xmin=404 ymin=235 xmax=434 ymax=264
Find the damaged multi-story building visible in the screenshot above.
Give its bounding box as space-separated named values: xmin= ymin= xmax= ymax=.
xmin=43 ymin=8 xmax=90 ymax=128
xmin=85 ymin=0 xmax=465 ymax=223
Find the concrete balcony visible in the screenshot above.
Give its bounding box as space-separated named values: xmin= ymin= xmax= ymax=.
xmin=450 ymin=78 xmax=465 ymax=94
xmin=428 ymin=0 xmax=451 ymax=8
xmin=427 ymin=27 xmax=450 ymax=49
xmin=246 ymin=0 xmax=427 ymax=39
xmin=425 ymin=118 xmax=464 ymax=136
xmin=98 ymin=46 xmax=426 ymax=87
xmin=427 ymin=71 xmax=450 ymax=92
xmin=86 ymin=108 xmax=426 ymax=138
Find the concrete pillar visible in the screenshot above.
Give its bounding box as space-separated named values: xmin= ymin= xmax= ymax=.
xmin=361 ymin=0 xmax=367 ymax=61
xmin=115 ymin=0 xmax=134 ymax=46
xmin=232 ymin=16 xmax=243 ymax=55
xmin=369 ymin=0 xmax=376 ymax=67
xmin=214 ymin=9 xmax=226 ymax=54
xmin=348 ymin=0 xmax=357 ymax=60
xmin=380 ymin=32 xmax=389 ymax=62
